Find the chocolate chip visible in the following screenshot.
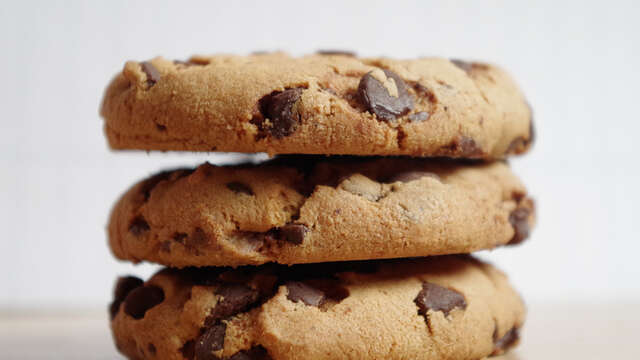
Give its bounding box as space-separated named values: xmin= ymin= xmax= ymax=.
xmin=506 ymin=108 xmax=535 ymax=155
xmin=305 ymin=279 xmax=350 ymax=303
xmin=140 ymin=61 xmax=161 ymax=87
xmin=527 ymin=104 xmax=536 ymax=146
xmin=140 ymin=170 xmax=173 ymax=201
xmin=387 ymin=171 xmax=439 ymax=183
xmin=492 ymin=327 xmax=520 ymax=355
xmin=229 ymin=346 xmax=271 ymax=360
xmin=129 ymin=216 xmax=150 ymax=236
xmin=322 ymin=87 xmax=337 ymax=95
xmin=171 ymin=229 xmax=208 ymax=252
xmin=109 ymin=276 xmax=143 ymax=319
xmin=255 ymin=88 xmax=304 ymax=138
xmin=285 ymin=281 xmax=326 ymax=306
xmin=358 ymin=69 xmax=414 ymax=121
xmin=195 ymin=322 xmax=226 ymax=359
xmin=173 ymin=232 xmax=188 ymax=244
xmin=317 ymin=49 xmax=356 ymax=57
xmin=412 ymin=83 xmax=437 ymax=103
xmin=505 ymin=136 xmax=527 ymax=154
xmin=207 ymin=284 xmax=260 ymax=322
xmin=189 ymin=228 xmax=209 ymax=248
xmin=414 ymin=282 xmax=467 ymax=317
xmin=148 ymin=343 xmax=156 ymax=355
xmin=458 ymin=136 xmax=483 ymax=157
xmin=408 ymin=111 xmax=429 ymax=122
xmin=113 ymin=276 xmax=144 ymax=304
xmin=174 ymin=60 xmax=201 ymax=67
xmin=450 ymin=59 xmax=472 ymax=72
xmin=156 ymin=124 xmax=167 ymax=131
xmin=226 ymin=182 xmax=254 ymax=196
xmin=123 ymin=286 xmax=164 ymax=319
xmin=279 ymin=224 xmax=309 ymax=244
xmin=508 ymin=207 xmax=530 ymax=245
xmin=180 ymin=340 xmax=196 ymax=360
xmin=229 ymin=351 xmax=253 ymax=360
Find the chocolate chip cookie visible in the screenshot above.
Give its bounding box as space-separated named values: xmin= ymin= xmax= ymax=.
xmin=108 ymin=156 xmax=535 ymax=267
xmin=101 ymin=52 xmax=533 ymax=158
xmin=110 ymin=255 xmax=525 ymax=360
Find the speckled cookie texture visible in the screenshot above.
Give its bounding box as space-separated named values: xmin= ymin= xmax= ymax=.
xmin=101 ymin=52 xmax=533 ymax=158
xmin=110 ymin=255 xmax=525 ymax=360
xmin=108 ymin=156 xmax=535 ymax=267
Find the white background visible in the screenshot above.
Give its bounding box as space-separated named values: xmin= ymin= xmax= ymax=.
xmin=1 ymin=0 xmax=638 ymax=309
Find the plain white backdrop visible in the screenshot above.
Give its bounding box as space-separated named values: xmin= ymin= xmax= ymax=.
xmin=0 ymin=0 xmax=638 ymax=309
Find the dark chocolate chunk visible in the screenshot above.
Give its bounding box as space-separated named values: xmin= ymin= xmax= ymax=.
xmin=173 ymin=232 xmax=188 ymax=244
xmin=279 ymin=224 xmax=309 ymax=244
xmin=148 ymin=343 xmax=156 ymax=355
xmin=123 ymin=286 xmax=165 ymax=320
xmin=527 ymin=103 xmax=536 ymax=146
xmin=109 ymin=276 xmax=143 ymax=319
xmin=113 ymin=276 xmax=144 ymax=304
xmin=228 ymin=346 xmax=272 ymax=360
xmin=207 ymin=284 xmax=260 ymax=323
xmin=408 ymin=111 xmax=429 ymax=122
xmin=505 ymin=136 xmax=527 ymax=154
xmin=387 ymin=171 xmax=439 ymax=183
xmin=170 ymin=230 xmax=207 ymax=251
xmin=285 ymin=281 xmax=326 ymax=306
xmin=317 ymin=49 xmax=356 ymax=57
xmin=508 ymin=207 xmax=530 ymax=245
xmin=458 ymin=136 xmax=483 ymax=157
xmin=226 ymin=182 xmax=254 ymax=196
xmin=139 ymin=170 xmax=173 ymax=201
xmin=304 ymin=279 xmax=350 ymax=303
xmin=140 ymin=62 xmax=161 ymax=87
xmin=505 ymin=106 xmax=535 ymax=154
xmin=492 ymin=327 xmax=520 ymax=355
xmin=180 ymin=340 xmax=196 ymax=360
xmin=195 ymin=322 xmax=227 ymax=359
xmin=358 ymin=69 xmax=414 ymax=121
xmin=414 ymin=282 xmax=467 ymax=317
xmin=174 ymin=59 xmax=201 ymax=67
xmin=255 ymin=88 xmax=304 ymax=138
xmin=129 ymin=216 xmax=150 ymax=236
xmin=189 ymin=228 xmax=209 ymax=248
xmin=450 ymin=59 xmax=472 ymax=72
xmin=412 ymin=83 xmax=437 ymax=103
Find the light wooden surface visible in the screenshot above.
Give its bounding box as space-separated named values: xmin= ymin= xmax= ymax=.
xmin=1 ymin=302 xmax=638 ymax=359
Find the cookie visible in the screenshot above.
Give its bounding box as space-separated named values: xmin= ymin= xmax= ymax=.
xmin=110 ymin=255 xmax=525 ymax=360
xmin=108 ymin=156 xmax=535 ymax=267
xmin=101 ymin=52 xmax=533 ymax=158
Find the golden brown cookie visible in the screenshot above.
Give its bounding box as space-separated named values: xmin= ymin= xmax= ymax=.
xmin=108 ymin=156 xmax=535 ymax=267
xmin=101 ymin=52 xmax=533 ymax=158
xmin=110 ymin=255 xmax=525 ymax=360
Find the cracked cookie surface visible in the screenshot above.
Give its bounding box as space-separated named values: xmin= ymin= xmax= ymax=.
xmin=110 ymin=255 xmax=525 ymax=360
xmin=101 ymin=52 xmax=533 ymax=158
xmin=108 ymin=156 xmax=535 ymax=267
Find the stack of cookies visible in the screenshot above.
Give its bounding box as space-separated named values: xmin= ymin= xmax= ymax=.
xmin=101 ymin=52 xmax=535 ymax=360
